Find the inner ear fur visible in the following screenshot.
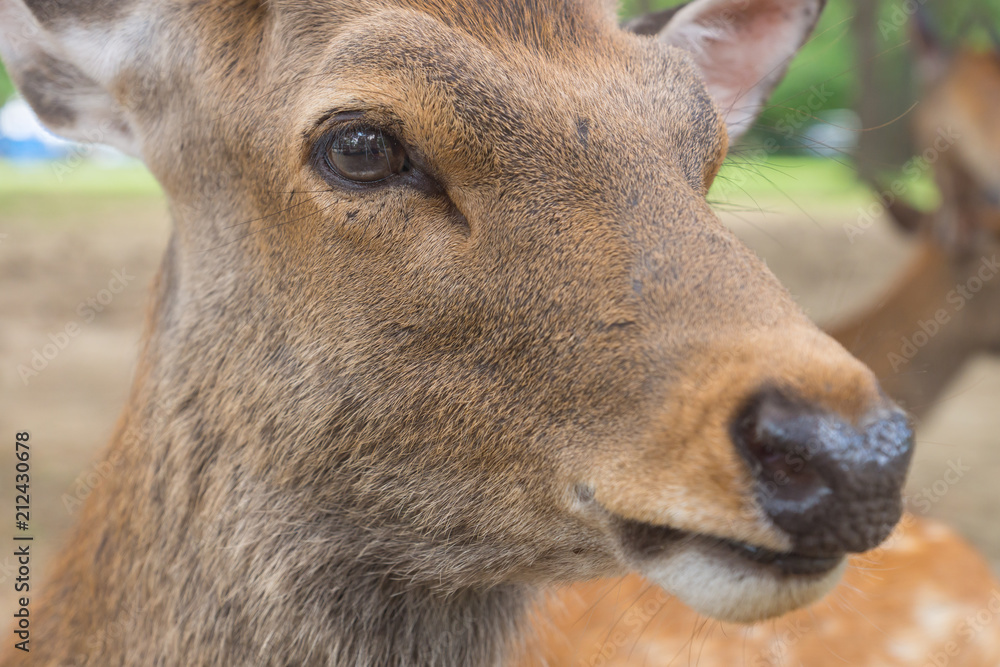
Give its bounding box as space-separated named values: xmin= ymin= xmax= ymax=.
xmin=629 ymin=0 xmax=826 ymax=142
xmin=0 ymin=0 xmax=144 ymax=156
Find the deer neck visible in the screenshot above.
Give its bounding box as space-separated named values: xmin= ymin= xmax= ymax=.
xmin=42 ymin=399 xmax=534 ymax=666
xmin=829 ymin=243 xmax=974 ymax=419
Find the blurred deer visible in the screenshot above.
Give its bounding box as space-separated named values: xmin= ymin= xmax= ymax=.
xmin=833 ymin=11 xmax=1000 ymax=418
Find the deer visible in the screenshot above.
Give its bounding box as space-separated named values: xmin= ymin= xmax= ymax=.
xmin=0 ymin=0 xmax=922 ymax=665
xmin=523 ymin=15 xmax=1000 ymax=666
xmin=831 ymin=21 xmax=1000 ymax=424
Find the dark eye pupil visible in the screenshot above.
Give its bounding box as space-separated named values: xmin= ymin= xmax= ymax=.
xmin=326 ymin=128 xmax=407 ymax=183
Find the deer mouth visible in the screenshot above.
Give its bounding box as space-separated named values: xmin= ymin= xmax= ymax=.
xmin=603 ymin=514 xmax=847 ymax=623
xmin=719 ymin=538 xmax=844 ymax=575
xmin=615 ymin=517 xmax=845 ymax=577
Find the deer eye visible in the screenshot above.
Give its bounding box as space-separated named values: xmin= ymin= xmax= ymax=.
xmin=324 ymin=127 xmax=409 ymax=183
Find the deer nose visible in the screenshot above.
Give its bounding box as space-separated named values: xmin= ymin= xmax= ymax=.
xmin=733 ymin=389 xmax=914 ymax=556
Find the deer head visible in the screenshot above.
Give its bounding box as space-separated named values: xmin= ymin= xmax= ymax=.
xmin=1 ymin=0 xmax=914 ymax=663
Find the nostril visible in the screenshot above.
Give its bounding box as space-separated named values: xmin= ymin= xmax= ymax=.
xmin=752 ymin=446 xmax=827 ymax=506
xmin=732 ymin=389 xmax=914 ymax=555
xmin=735 ymin=393 xmax=829 ymax=507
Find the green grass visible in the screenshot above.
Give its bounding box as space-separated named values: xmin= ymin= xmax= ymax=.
xmin=712 ymin=155 xmax=865 ymax=205
xmin=0 ymin=159 xmax=163 ymax=217
xmin=0 ymin=159 xmax=162 ymax=197
xmin=710 ymin=154 xmax=941 ymax=217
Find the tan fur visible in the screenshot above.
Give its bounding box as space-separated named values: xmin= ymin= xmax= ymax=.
xmin=0 ymin=1 xmax=916 ymax=664
xmin=519 ymin=34 xmax=1000 ymax=667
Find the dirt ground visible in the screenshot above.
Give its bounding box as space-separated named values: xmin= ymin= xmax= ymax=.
xmin=0 ymin=188 xmax=998 ymax=632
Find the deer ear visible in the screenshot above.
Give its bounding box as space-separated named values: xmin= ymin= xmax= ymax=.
xmin=644 ymin=0 xmax=826 ymax=141
xmin=0 ymin=0 xmax=144 ymax=157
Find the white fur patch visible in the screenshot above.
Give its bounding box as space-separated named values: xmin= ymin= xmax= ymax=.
xmin=642 ymin=541 xmax=845 ymax=623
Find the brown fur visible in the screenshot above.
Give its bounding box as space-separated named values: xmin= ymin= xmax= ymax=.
xmin=0 ymin=1 xmax=908 ymax=664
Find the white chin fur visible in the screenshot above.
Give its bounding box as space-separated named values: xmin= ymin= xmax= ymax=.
xmin=640 ymin=543 xmax=846 ymax=623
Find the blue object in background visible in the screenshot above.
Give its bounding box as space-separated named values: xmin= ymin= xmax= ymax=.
xmin=0 ymin=135 xmax=66 ymax=161
xmin=0 ymin=97 xmax=71 ymax=162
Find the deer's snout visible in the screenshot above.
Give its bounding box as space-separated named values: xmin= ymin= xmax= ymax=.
xmin=733 ymin=389 xmax=914 ymax=556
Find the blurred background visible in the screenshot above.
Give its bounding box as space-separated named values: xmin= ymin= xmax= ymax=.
xmin=1 ymin=0 xmax=999 ymax=626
